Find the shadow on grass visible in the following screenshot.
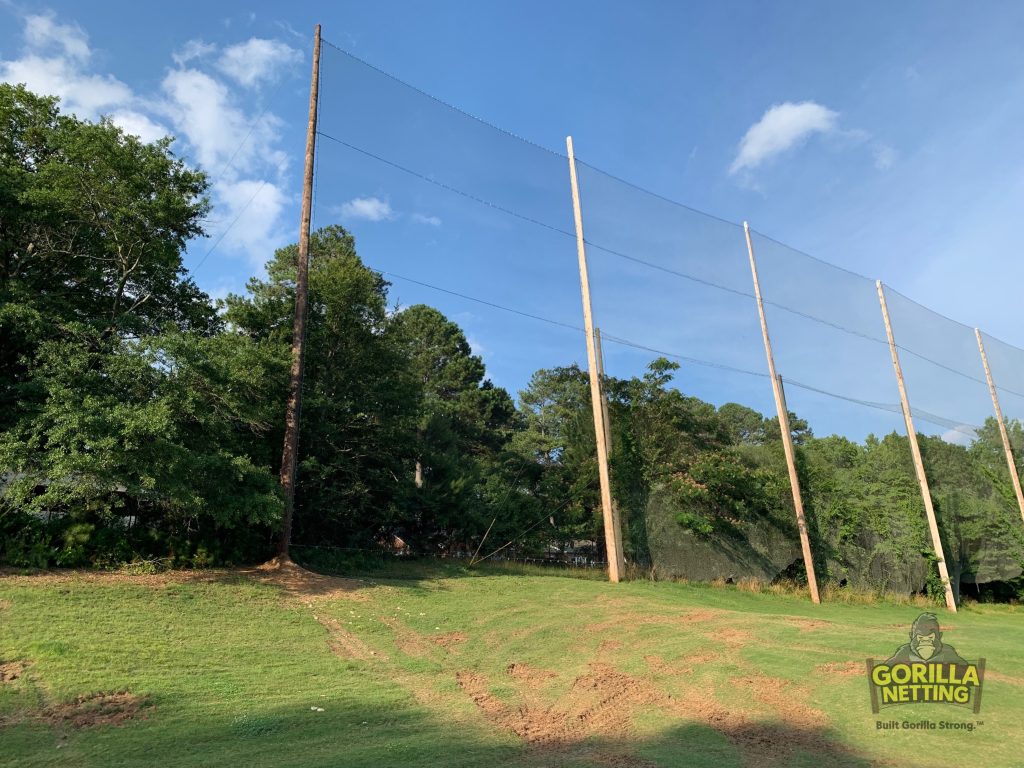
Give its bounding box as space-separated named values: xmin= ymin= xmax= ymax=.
xmin=290 ymin=547 xmax=607 ymax=586
xmin=0 ymin=691 xmax=890 ymax=768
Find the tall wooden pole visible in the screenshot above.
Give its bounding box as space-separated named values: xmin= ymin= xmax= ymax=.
xmin=975 ymin=329 xmax=1024 ymax=525
xmin=877 ymin=280 xmax=957 ymax=612
xmin=566 ymin=136 xmax=624 ymax=583
xmin=595 ymin=328 xmax=622 ymax=555
xmin=277 ymin=24 xmax=321 ymax=559
xmin=595 ymin=328 xmax=613 ymax=457
xmin=743 ymin=223 xmax=820 ymax=604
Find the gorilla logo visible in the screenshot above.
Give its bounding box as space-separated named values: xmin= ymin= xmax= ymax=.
xmin=884 ymin=613 xmax=968 ymax=664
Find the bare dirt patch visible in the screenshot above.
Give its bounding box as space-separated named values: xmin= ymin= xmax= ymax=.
xmin=506 ymin=662 xmax=556 ymax=685
xmin=643 ymin=654 xmax=677 ymax=675
xmin=731 ymin=674 xmax=823 ymax=728
xmin=712 ymin=628 xmax=754 ymax=649
xmin=432 ymin=632 xmax=467 ymax=650
xmin=0 ymin=660 xmax=28 ymax=682
xmin=458 ymin=661 xmax=853 ymax=767
xmin=316 ymin=616 xmax=382 ymax=661
xmin=816 ymin=661 xmax=864 ymax=678
xmin=0 ymin=567 xmax=228 ymax=588
xmin=457 ymin=662 xmax=664 ymax=745
xmin=246 ymin=558 xmax=367 ymax=602
xmin=380 ymin=616 xmax=438 ymax=659
xmin=986 ymin=671 xmax=1024 ymax=687
xmin=0 ymin=561 xmax=369 ymax=603
xmin=43 ymin=692 xmax=151 ymax=729
xmin=0 ymin=599 xmax=11 ymax=610
xmin=644 ymin=649 xmax=720 ymax=676
xmin=584 ymin=608 xmax=726 ymax=635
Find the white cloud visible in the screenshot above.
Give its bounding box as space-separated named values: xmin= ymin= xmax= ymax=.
xmin=107 ymin=109 xmax=169 ymax=143
xmin=215 ymin=179 xmax=290 ymax=266
xmin=216 ymin=38 xmax=301 ymax=89
xmin=172 ymin=39 xmax=216 ymax=67
xmin=730 ymin=101 xmax=839 ymax=175
xmin=941 ymin=426 xmax=977 ymax=446
xmin=0 ymin=54 xmax=132 ymax=118
xmin=24 ymin=12 xmax=90 ymax=62
xmin=340 ymin=196 xmax=394 ymax=222
xmin=161 ymin=68 xmax=241 ymax=170
xmin=160 ymin=67 xmax=287 ymax=176
xmin=411 ymin=213 xmax=442 ymax=227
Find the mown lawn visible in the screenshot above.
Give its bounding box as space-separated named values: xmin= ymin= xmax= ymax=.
xmin=1 ymin=563 xmax=1021 ymax=767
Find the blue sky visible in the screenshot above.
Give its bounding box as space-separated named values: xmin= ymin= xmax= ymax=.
xmin=3 ymin=1 xmax=1024 ymax=442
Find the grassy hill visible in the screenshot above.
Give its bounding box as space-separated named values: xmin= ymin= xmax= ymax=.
xmin=1 ymin=563 xmax=1022 ymax=767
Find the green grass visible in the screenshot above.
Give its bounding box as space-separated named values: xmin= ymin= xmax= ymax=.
xmin=1 ymin=564 xmax=1022 ymax=767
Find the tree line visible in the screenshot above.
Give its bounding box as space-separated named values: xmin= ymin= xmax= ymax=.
xmin=2 ymin=85 xmax=1022 ymax=600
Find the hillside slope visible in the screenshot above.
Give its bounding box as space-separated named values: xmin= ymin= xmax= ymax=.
xmin=1 ymin=566 xmax=1021 ymax=767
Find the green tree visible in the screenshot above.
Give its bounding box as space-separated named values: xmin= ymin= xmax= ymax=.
xmin=0 ymin=329 xmax=284 ymax=565
xmin=390 ymin=304 xmax=520 ymax=551
xmin=1 ymin=85 xmax=213 ymax=430
xmin=225 ymin=226 xmax=418 ymax=547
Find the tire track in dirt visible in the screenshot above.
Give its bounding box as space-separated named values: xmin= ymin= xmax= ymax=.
xmin=456 ymin=659 xmax=861 ymax=768
xmin=315 ymin=615 xmax=384 ymax=661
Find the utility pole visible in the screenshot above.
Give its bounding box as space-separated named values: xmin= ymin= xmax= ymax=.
xmin=877 ymin=280 xmax=957 ymax=612
xmin=277 ymin=24 xmax=321 ymax=560
xmin=566 ymin=136 xmax=624 ymax=583
xmin=743 ymin=223 xmax=820 ymax=604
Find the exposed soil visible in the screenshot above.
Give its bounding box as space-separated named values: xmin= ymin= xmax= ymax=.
xmin=246 ymin=558 xmax=368 ymax=602
xmin=584 ymin=608 xmax=727 ymax=635
xmin=644 ymin=650 xmax=720 ymax=676
xmin=986 ymin=670 xmax=1024 ymax=687
xmin=456 ymin=662 xmax=664 ymax=745
xmin=815 ymin=661 xmax=864 ymax=678
xmin=316 ymin=615 xmax=382 ymax=661
xmin=43 ymin=692 xmax=150 ymax=729
xmin=506 ymin=662 xmax=556 ymax=685
xmin=432 ymin=632 xmax=467 ymax=650
xmin=0 ymin=568 xmax=227 ymax=588
xmin=380 ymin=616 xmax=439 ymax=659
xmin=457 ymin=660 xmax=855 ymax=767
xmin=0 ymin=660 xmax=28 ymax=682
xmin=731 ymin=674 xmax=823 ymax=727
xmin=0 ymin=562 xmax=369 ymax=604
xmin=710 ymin=628 xmax=754 ymax=649
xmin=0 ymin=598 xmax=11 ymax=610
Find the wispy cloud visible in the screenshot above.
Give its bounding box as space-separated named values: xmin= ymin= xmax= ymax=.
xmin=411 ymin=212 xmax=442 ymax=227
xmin=24 ymin=11 xmax=89 ymax=62
xmin=730 ymin=101 xmax=839 ymax=175
xmin=339 ymin=196 xmax=394 ymax=221
xmin=172 ymin=39 xmax=216 ymax=67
